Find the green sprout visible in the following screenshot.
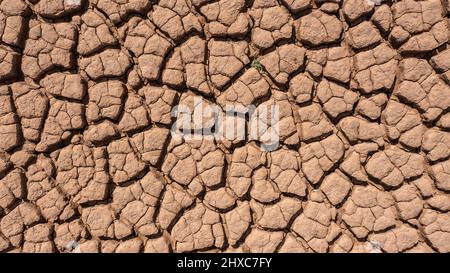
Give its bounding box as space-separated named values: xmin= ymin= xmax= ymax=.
xmin=251 ymin=58 xmax=265 ymax=74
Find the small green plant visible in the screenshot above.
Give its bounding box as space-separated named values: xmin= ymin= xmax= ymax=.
xmin=251 ymin=58 xmax=265 ymax=74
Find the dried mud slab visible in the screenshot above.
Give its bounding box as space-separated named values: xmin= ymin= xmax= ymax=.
xmin=0 ymin=0 xmax=449 ymax=254
xmin=22 ymin=20 xmax=77 ymax=80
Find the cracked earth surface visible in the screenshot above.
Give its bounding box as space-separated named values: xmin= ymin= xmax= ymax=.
xmin=0 ymin=0 xmax=450 ymax=253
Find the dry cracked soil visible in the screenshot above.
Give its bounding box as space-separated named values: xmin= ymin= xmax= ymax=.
xmin=0 ymin=0 xmax=450 ymax=253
